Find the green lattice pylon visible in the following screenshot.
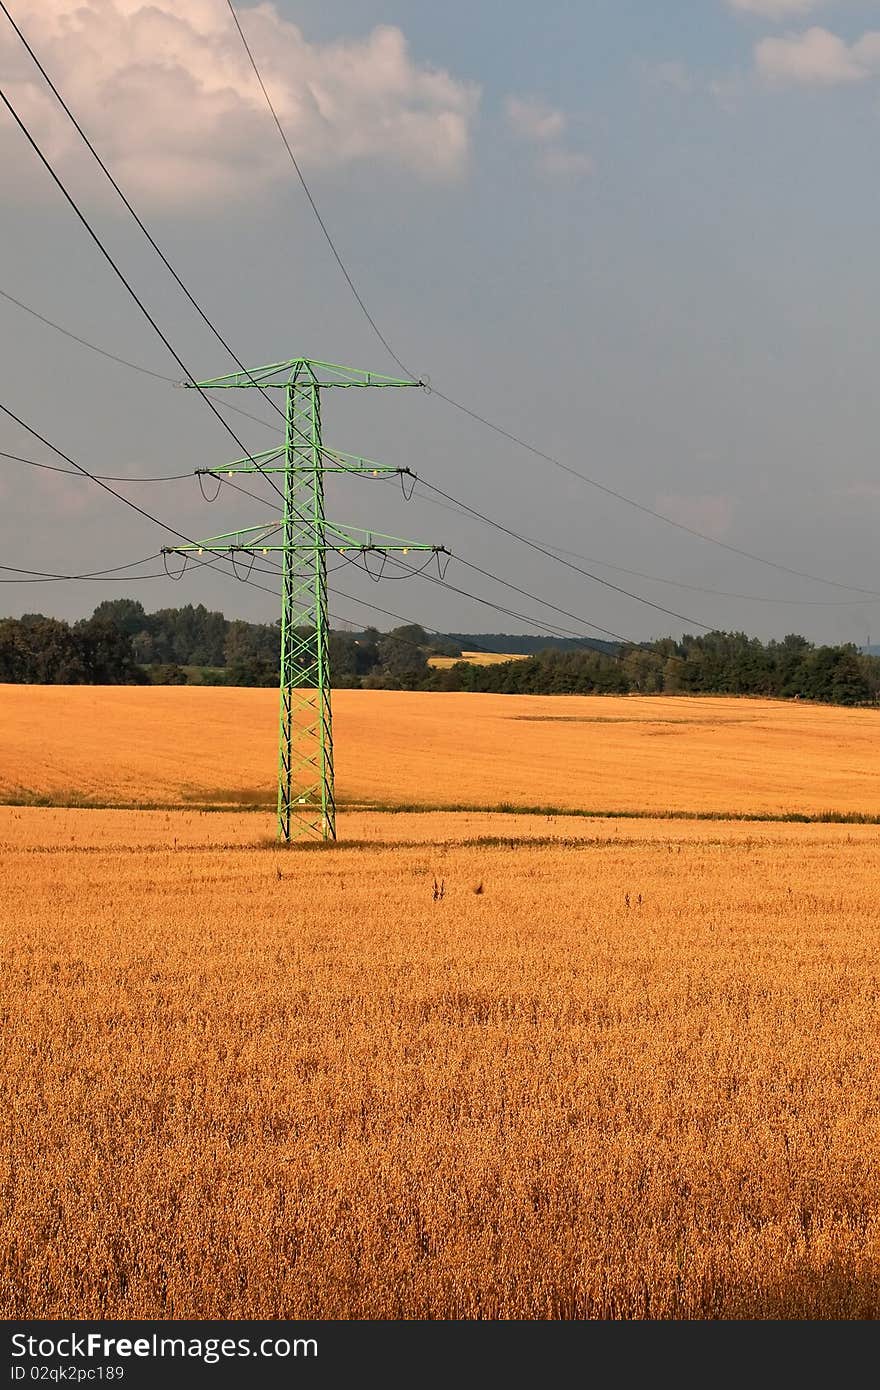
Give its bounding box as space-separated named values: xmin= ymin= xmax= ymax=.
xmin=163 ymin=358 xmax=443 ymax=843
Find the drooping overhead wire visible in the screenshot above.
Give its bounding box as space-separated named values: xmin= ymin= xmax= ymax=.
xmin=9 ymin=2 xmax=868 ymax=641
xmin=0 ymin=399 xmax=209 ymax=548
xmin=5 ymin=276 xmax=876 ymax=614
xmin=8 ymin=420 xmax=878 ymax=614
xmin=0 ymin=2 xmax=293 ymax=431
xmin=219 ymin=0 xmax=880 ymax=602
xmin=242 ymin=545 xmax=617 ymax=647
xmin=10 ymin=0 xmax=860 ymax=632
xmin=382 ymin=553 xmax=646 ymax=646
xmin=329 ymin=580 xmax=607 ymax=649
xmin=0 ymin=423 xmax=697 ymax=642
xmin=0 ymin=95 xmax=339 ymax=558
xmin=1 ymin=449 xmax=195 ymax=483
xmin=503 ymin=535 xmax=880 ymax=607
xmin=330 ymin=537 xmax=639 ymax=641
xmin=0 ymin=288 xmax=279 ymax=433
xmin=0 ymin=554 xmax=163 ymax=583
xmin=0 ymin=547 xmax=332 ymax=590
xmin=453 ymin=555 xmax=681 ymax=640
xmin=221 ymin=0 xmax=414 ymax=381
xmin=0 ymin=547 xmax=553 ymax=660
xmin=0 ymin=551 xmax=275 ymax=585
xmin=406 ymin=475 xmax=713 ymax=629
xmin=0 ymin=286 xmax=175 ymax=384
xmin=426 ymin=388 xmax=880 ymax=598
xmin=0 ymin=81 xmax=288 ymax=510
xmin=0 ymin=11 xmax=389 ymax=601
xmin=376 ymin=468 xmax=880 ymax=608
xmin=0 ymin=402 xmax=295 ymax=602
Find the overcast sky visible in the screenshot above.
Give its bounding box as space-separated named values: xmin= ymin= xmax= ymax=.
xmin=2 ymin=0 xmax=879 ymax=644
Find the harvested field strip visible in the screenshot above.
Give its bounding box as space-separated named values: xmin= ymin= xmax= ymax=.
xmin=4 ymin=789 xmax=880 ymax=826
xmin=3 ymin=806 xmax=880 ymax=853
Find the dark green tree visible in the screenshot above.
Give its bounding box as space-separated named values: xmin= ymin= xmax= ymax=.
xmin=90 ymin=598 xmax=147 ymax=637
xmin=376 ymin=627 xmax=429 ymax=687
xmin=75 ymin=615 xmax=145 ymax=684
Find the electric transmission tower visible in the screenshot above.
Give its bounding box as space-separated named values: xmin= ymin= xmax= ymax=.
xmin=163 ymin=358 xmax=445 ymax=843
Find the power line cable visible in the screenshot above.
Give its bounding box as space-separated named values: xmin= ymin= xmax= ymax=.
xmin=2 ymin=448 xmax=289 ymax=503
xmin=0 ymin=404 xmax=302 ymax=603
xmin=380 ymin=553 xmax=640 ymax=646
xmin=408 ymin=475 xmax=712 ymax=630
xmin=427 ymin=389 xmax=880 ymax=598
xmin=9 ymin=28 xmax=857 ymax=649
xmin=0 ymin=81 xmax=288 ymax=512
xmin=233 ymin=545 xmax=589 ymax=645
xmin=0 ymin=84 xmax=329 ymax=556
xmin=18 ymin=0 xmax=863 ymax=621
xmin=0 ymin=399 xmax=213 ymax=548
xmin=330 ymin=580 xmax=604 ymax=648
xmin=210 ymin=544 xmax=578 ymax=650
xmin=388 ymin=472 xmax=880 ymax=607
xmin=0 ymin=550 xmax=540 ymax=661
xmin=0 ymin=286 xmax=175 ymax=384
xmin=221 ymin=0 xmax=880 ymax=602
xmin=222 ymin=0 xmax=414 ymax=380
xmin=240 ymin=538 xmax=598 ymax=648
xmin=0 ymin=552 xmax=263 ymax=585
xmin=452 ymin=555 xmax=686 ymax=640
xmin=0 ymin=91 xmax=335 ymax=569
xmin=0 ymin=17 xmax=366 ymax=611
xmin=1 ymin=449 xmax=194 ymax=483
xmin=10 ymin=421 xmax=879 ymax=613
xmin=0 ymin=554 xmax=162 ymax=583
xmin=16 ymin=251 xmax=808 ymax=614
xmin=0 ymin=289 xmax=279 ymax=434
xmin=516 ymin=536 xmax=880 ymax=606
xmin=0 ymin=3 xmax=296 ymax=431
xmin=6 ymin=271 xmax=877 ymax=612
xmin=332 ymin=540 xmax=636 ymax=641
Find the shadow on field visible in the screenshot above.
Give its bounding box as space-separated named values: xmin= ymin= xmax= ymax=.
xmin=5 ymin=835 xmax=667 ymax=857
xmin=500 ymin=1260 xmax=880 ymax=1319
xmin=261 ymin=834 xmax=661 ymax=853
xmin=180 ymin=786 xmax=273 ymax=808
xmin=678 ymin=1264 xmax=880 ymax=1321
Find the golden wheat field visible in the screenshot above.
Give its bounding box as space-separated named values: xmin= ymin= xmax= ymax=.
xmin=428 ymin=650 xmax=530 ymax=669
xmin=2 ymin=685 xmax=880 ymax=1319
xmin=2 ymin=684 xmax=879 ymax=816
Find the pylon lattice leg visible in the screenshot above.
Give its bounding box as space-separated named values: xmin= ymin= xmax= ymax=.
xmin=277 ymin=368 xmax=335 ymax=842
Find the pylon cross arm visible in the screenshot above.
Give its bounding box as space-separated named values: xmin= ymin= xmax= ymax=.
xmin=196 ymin=446 xmax=406 ymax=478
xmin=184 ymin=357 xmax=424 ymax=391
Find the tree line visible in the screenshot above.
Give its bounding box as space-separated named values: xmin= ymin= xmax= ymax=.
xmin=434 ymin=633 xmax=879 ymax=706
xmin=0 ymin=599 xmax=877 ymax=707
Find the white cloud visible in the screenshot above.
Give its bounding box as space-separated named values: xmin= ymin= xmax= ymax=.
xmin=656 ymin=494 xmax=736 ymax=540
xmin=756 ymin=25 xmax=880 ymax=84
xmin=729 ymin=0 xmax=828 ymax=17
xmin=539 ymin=148 xmax=595 ymax=179
xmin=648 ymin=60 xmax=695 ymax=93
xmin=707 ymin=74 xmax=746 ymax=112
xmin=853 ymin=31 xmax=880 ymax=69
xmin=638 ymin=59 xmax=745 ymax=111
xmin=836 ymin=481 xmax=880 ymax=499
xmin=505 ymin=96 xmax=566 ymax=143
xmin=505 ymin=94 xmax=592 ymax=180
xmin=0 ymin=1 xmax=480 ymax=209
